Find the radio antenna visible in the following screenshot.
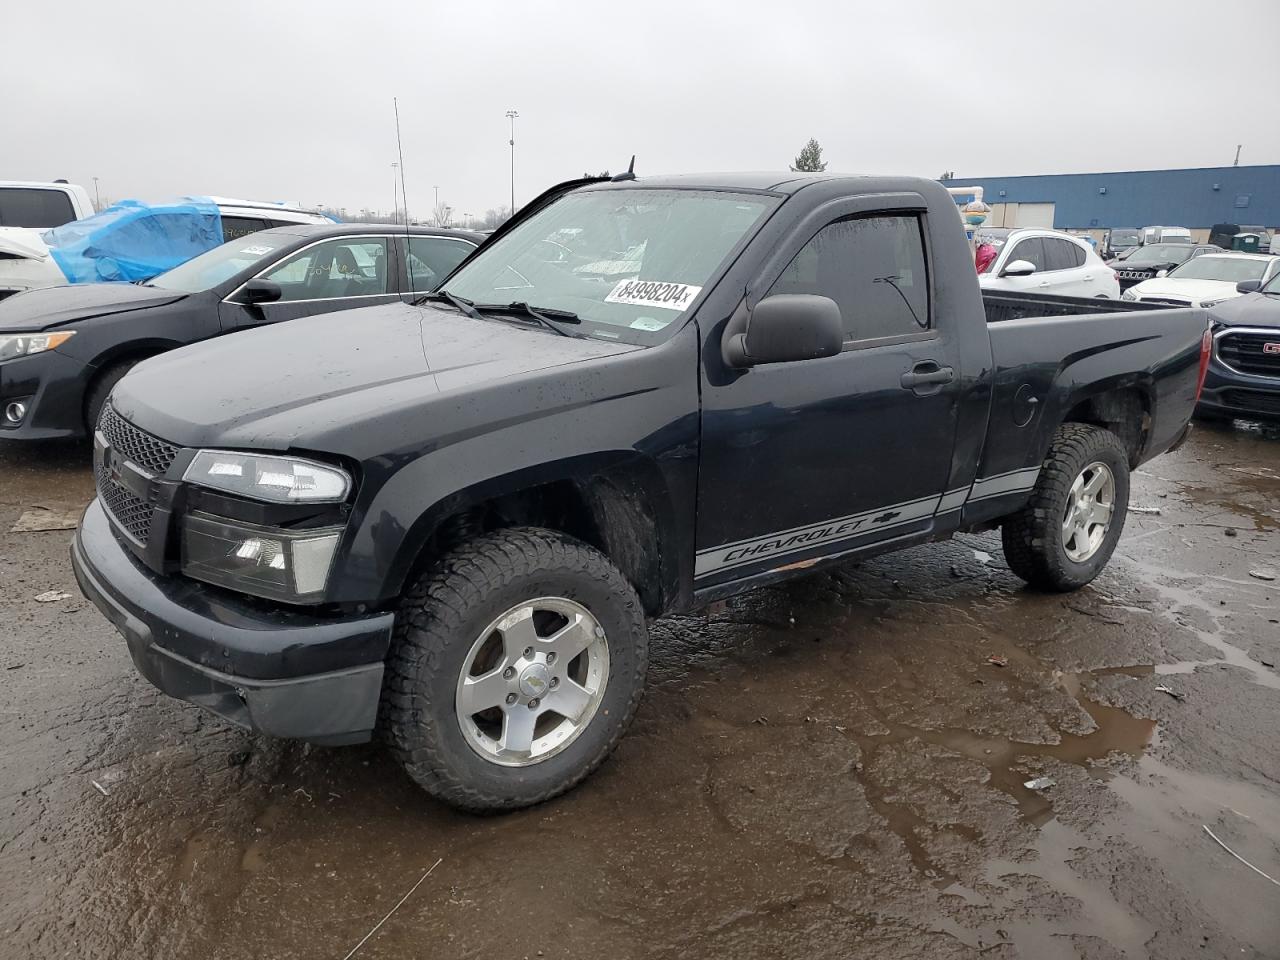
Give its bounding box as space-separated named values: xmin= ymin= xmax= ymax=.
xmin=394 ymin=97 xmax=414 ymax=297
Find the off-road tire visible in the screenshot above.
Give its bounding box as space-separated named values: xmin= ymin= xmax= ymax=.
xmin=84 ymin=359 xmax=142 ymax=435
xmin=381 ymin=527 xmax=648 ymax=812
xmin=1001 ymin=423 xmax=1130 ymax=591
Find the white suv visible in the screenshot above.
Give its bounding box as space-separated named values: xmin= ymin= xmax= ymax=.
xmin=0 ymin=197 xmax=331 ymax=299
xmin=978 ymin=228 xmax=1120 ymax=299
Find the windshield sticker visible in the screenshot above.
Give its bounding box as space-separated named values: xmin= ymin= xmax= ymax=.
xmin=605 ymin=278 xmax=702 ymax=311
xmin=630 ymin=316 xmax=668 ymax=331
xmin=241 ymin=245 xmax=275 ymax=256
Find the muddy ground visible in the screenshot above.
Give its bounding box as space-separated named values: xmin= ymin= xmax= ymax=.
xmin=1 ymin=422 xmax=1277 ymax=960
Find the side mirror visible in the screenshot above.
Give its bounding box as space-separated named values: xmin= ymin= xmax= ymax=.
xmin=241 ymin=278 xmax=283 ymax=304
xmin=725 ymin=294 xmax=844 ymax=368
xmin=1236 ymin=279 xmax=1262 ymax=294
xmin=1001 ymin=259 xmax=1036 ymax=277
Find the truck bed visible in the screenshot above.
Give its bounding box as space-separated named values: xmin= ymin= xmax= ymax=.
xmin=983 ymin=291 xmax=1166 ymax=323
xmin=974 ymin=300 xmax=1208 ymax=513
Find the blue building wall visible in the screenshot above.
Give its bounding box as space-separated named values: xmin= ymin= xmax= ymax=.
xmin=943 ymin=165 xmax=1280 ymax=229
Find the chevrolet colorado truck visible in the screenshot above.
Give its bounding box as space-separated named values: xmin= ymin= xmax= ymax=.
xmin=72 ymin=173 xmax=1212 ymax=811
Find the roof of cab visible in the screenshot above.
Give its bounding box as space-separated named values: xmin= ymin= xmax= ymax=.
xmin=583 ymin=172 xmax=843 ymax=193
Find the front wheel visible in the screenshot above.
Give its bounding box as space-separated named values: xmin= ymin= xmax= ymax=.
xmin=382 ymin=527 xmax=648 ymax=812
xmin=1001 ymin=423 xmax=1130 ymax=591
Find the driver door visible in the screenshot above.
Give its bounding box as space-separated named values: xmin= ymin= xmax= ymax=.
xmin=220 ymin=236 xmax=399 ymax=328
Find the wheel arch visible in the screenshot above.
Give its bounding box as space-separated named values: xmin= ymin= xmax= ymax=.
xmin=379 ymin=452 xmax=685 ymax=618
xmin=1058 ymin=379 xmax=1154 ymax=468
xmin=83 ymin=338 xmax=184 ymax=425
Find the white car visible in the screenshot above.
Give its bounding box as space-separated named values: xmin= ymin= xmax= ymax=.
xmin=977 ymin=228 xmax=1120 ymax=298
xmin=1123 ymin=252 xmax=1280 ymax=307
xmin=0 ymin=197 xmax=331 ymax=300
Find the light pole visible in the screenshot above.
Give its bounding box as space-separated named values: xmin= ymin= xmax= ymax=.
xmin=92 ymin=177 xmax=101 ymax=210
xmin=505 ymin=109 xmax=519 ymax=216
xmin=391 ymin=162 xmax=399 ymax=222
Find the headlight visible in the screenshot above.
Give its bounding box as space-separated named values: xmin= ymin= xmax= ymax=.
xmin=1121 ymin=289 xmax=1137 ymax=301
xmin=180 ymin=512 xmax=342 ymax=603
xmin=0 ymin=331 xmax=75 ymax=362
xmin=184 ymin=450 xmax=351 ymax=503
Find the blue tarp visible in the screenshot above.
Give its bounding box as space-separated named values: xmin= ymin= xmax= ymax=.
xmin=46 ymin=197 xmax=224 ymax=284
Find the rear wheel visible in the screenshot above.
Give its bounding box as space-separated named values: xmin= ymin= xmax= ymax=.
xmin=1001 ymin=423 xmax=1130 ymax=591
xmin=382 ymin=527 xmax=648 ymax=812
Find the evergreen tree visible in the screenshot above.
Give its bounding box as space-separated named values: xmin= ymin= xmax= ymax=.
xmin=790 ymin=138 xmax=827 ymax=173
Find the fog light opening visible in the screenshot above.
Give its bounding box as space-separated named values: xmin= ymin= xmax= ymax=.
xmin=4 ymin=401 xmax=27 ymax=424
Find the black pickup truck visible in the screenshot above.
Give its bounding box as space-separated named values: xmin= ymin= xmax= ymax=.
xmin=72 ymin=173 xmax=1212 ymax=811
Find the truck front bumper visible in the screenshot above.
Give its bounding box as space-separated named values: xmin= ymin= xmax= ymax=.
xmin=72 ymin=500 xmax=395 ymax=746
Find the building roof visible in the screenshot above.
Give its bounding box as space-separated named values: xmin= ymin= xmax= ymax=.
xmin=943 ymin=165 xmax=1280 ymax=230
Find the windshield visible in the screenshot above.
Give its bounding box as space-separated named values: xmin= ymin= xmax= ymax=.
xmin=1125 ymin=244 xmax=1194 ymax=265
xmin=1167 ymin=256 xmax=1269 ymax=283
xmin=149 ymin=231 xmax=292 ymax=292
xmin=440 ymin=188 xmax=777 ymax=344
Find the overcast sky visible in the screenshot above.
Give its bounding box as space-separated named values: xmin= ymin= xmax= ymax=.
xmin=6 ymin=1 xmax=1278 ymax=221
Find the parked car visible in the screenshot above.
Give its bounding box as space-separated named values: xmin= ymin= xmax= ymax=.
xmin=0 ymin=223 xmax=481 ymax=438
xmin=1102 ymin=227 xmax=1142 ymax=259
xmin=977 ymin=227 xmax=1120 ymax=298
xmin=1111 ymin=242 xmax=1223 ymax=291
xmin=0 ymin=197 xmax=334 ymax=300
xmin=1141 ymin=225 xmax=1192 ymax=245
xmin=70 ymin=172 xmax=1211 ymax=812
xmin=1123 ymin=252 xmax=1280 ymax=307
xmin=1196 ymin=269 xmax=1280 ymax=422
xmin=0 ymin=180 xmax=94 ymax=229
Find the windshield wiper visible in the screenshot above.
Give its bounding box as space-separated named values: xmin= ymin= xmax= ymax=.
xmin=477 ymin=301 xmax=583 ymax=337
xmin=416 ymin=289 xmax=483 ymax=320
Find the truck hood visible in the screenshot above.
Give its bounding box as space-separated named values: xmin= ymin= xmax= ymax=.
xmin=0 ymin=282 xmax=186 ymax=332
xmin=113 ymin=302 xmax=641 ymax=450
xmin=1206 ymin=292 xmax=1280 ymax=328
xmin=1130 ymin=277 xmax=1241 ymax=306
xmin=0 ymin=227 xmax=50 ymax=261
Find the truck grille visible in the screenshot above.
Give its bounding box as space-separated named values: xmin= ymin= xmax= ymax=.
xmin=98 ymin=404 xmax=179 ymax=475
xmin=95 ymin=405 xmax=179 ymax=545
xmin=95 ymin=461 xmax=157 ymax=542
xmin=1217 ymin=331 xmax=1280 ymax=379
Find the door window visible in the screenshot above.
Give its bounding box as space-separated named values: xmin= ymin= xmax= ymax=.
xmin=768 ymin=214 xmax=931 ymax=340
xmin=405 ymin=236 xmax=476 ymax=289
xmin=1043 ymin=238 xmax=1081 ymax=271
xmin=1007 ymin=236 xmax=1047 ymax=271
xmin=262 ymin=238 xmax=390 ymax=301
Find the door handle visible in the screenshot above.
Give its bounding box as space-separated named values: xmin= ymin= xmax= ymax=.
xmin=1037 ymin=281 xmax=1051 ymax=287
xmin=1083 ymin=274 xmax=1094 ymax=281
xmin=900 ymin=362 xmax=955 ymax=391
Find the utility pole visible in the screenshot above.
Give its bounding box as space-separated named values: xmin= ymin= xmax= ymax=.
xmin=92 ymin=177 xmax=101 ymax=210
xmin=505 ymin=109 xmax=519 ymax=215
xmin=1234 ymin=144 xmax=1242 ymax=167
